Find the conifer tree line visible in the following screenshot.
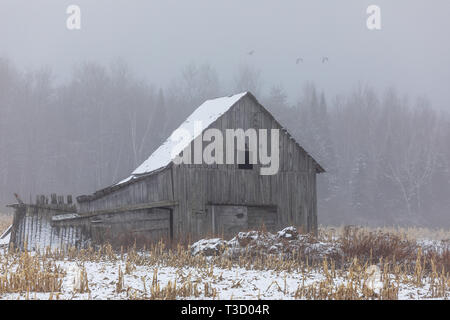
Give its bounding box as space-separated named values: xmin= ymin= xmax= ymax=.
xmin=0 ymin=58 xmax=448 ymax=227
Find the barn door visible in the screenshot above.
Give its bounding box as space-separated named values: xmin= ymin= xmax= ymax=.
xmin=90 ymin=208 xmax=172 ymax=247
xmin=129 ymin=208 xmax=172 ymax=242
xmin=212 ymin=205 xmax=248 ymax=237
xmin=211 ymin=205 xmax=278 ymax=237
xmin=247 ymin=206 xmax=278 ymax=232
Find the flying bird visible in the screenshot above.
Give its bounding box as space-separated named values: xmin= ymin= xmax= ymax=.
xmin=296 ymin=57 xmax=303 ymax=64
xmin=322 ymin=57 xmax=329 ymax=63
xmin=248 ymin=50 xmax=255 ymax=56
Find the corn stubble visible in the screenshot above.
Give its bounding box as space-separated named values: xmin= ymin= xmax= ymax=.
xmin=0 ymin=226 xmax=448 ymax=300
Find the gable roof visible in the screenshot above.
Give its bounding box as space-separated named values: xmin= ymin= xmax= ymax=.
xmin=120 ymin=91 xmax=325 ymax=183
xmin=78 ymin=92 xmax=324 ymax=203
xmin=114 ymin=92 xmax=248 ymax=186
xmin=136 ymin=92 xmax=248 ymax=175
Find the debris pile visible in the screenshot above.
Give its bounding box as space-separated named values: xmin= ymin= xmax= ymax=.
xmin=190 ymin=226 xmax=343 ymax=261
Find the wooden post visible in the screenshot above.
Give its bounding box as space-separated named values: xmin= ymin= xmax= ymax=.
xmin=211 ymin=205 xmax=215 ymax=235
xmin=51 ymin=194 xmax=57 ymax=205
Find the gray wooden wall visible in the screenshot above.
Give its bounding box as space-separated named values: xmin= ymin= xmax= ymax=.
xmin=78 ymin=169 xmax=174 ymax=213
xmin=171 ymin=95 xmax=318 ymax=238
xmin=77 ymin=94 xmax=320 ymax=241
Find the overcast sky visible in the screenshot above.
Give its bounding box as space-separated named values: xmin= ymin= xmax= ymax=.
xmin=1 ymin=0 xmax=449 ymax=108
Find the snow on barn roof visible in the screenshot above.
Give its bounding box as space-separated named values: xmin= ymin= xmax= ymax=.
xmin=77 ymin=91 xmax=325 ymax=203
xmin=116 ymin=92 xmax=248 ymax=185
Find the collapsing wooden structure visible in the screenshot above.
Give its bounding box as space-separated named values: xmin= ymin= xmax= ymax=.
xmin=8 ymin=195 xmax=88 ymax=251
xmin=9 ymin=92 xmax=325 ymax=250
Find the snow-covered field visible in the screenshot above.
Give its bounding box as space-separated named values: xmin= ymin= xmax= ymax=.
xmin=0 ymin=225 xmax=448 ymax=300
xmin=0 ymin=259 xmax=443 ymax=300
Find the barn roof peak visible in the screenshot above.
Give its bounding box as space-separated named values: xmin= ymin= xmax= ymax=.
xmin=117 ymin=92 xmax=250 ymax=184
xmin=115 ymin=91 xmax=324 ymax=187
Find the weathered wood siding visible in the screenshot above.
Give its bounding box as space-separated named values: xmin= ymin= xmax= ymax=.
xmin=210 ymin=205 xmax=278 ymax=236
xmin=171 ymin=94 xmax=318 ymax=238
xmin=76 ymin=94 xmax=319 ymax=241
xmin=78 ymin=169 xmax=174 ymax=213
xmin=53 ymin=207 xmax=172 ymax=248
xmin=9 ymin=204 xmax=90 ymax=250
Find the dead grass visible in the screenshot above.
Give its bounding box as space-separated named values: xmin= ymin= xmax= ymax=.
xmin=321 ymin=225 xmax=450 ymax=274
xmin=339 ymin=226 xmax=419 ymax=265
xmin=320 ymin=225 xmax=450 ymax=242
xmin=0 ymin=248 xmax=65 ymax=295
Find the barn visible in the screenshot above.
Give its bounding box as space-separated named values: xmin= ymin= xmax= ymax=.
xmin=9 ymin=92 xmax=324 ymax=249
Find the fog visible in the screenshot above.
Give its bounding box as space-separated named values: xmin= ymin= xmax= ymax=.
xmin=0 ymin=1 xmax=449 ymax=227
xmin=1 ymin=0 xmax=450 ymax=107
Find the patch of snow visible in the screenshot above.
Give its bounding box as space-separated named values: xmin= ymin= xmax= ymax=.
xmin=190 ymin=238 xmax=227 ymax=256
xmin=277 ymin=226 xmax=298 ymax=239
xmin=0 ymin=225 xmax=11 ymax=246
xmin=52 ymin=213 xmax=80 ymax=221
xmin=66 ymin=265 xmax=82 ymax=292
xmin=365 ymin=265 xmax=383 ymax=292
xmin=0 ymin=225 xmax=12 ymax=240
xmin=417 ymin=238 xmax=449 ymax=255
xmin=0 ymin=232 xmax=10 ymax=246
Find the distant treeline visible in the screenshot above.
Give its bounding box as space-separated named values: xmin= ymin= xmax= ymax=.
xmin=0 ymin=58 xmax=449 ymax=227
